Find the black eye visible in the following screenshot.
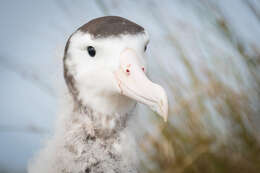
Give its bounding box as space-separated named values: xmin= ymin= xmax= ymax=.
xmin=87 ymin=46 xmax=96 ymax=57
xmin=144 ymin=45 xmax=147 ymax=52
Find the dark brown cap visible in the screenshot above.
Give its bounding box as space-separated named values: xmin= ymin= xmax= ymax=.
xmin=78 ymin=16 xmax=145 ymax=38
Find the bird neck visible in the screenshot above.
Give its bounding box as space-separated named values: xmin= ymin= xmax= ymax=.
xmin=75 ymin=103 xmax=133 ymax=139
xmin=53 ymin=95 xmax=139 ymax=173
xmin=57 ymin=91 xmax=136 ymax=141
xmin=53 ymin=93 xmax=139 ymax=167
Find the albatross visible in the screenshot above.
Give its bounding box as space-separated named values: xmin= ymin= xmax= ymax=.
xmin=28 ymin=16 xmax=168 ymax=173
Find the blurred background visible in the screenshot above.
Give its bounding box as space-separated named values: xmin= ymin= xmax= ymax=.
xmin=0 ymin=0 xmax=260 ymax=173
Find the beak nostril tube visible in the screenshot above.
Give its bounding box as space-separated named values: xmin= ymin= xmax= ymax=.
xmin=126 ymin=69 xmax=130 ymax=75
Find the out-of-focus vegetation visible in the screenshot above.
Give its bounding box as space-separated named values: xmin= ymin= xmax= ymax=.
xmin=142 ymin=77 xmax=260 ymax=173
xmin=141 ymin=1 xmax=260 ymax=173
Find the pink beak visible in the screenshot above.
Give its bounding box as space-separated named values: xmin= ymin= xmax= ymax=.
xmin=114 ymin=48 xmax=168 ymax=122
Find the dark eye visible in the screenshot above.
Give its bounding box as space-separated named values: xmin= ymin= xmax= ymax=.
xmin=87 ymin=46 xmax=96 ymax=57
xmin=144 ymin=45 xmax=147 ymax=52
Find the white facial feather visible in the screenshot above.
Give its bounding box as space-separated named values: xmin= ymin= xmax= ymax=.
xmin=66 ymin=31 xmax=149 ymax=115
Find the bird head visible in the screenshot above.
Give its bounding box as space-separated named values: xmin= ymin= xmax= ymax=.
xmin=63 ymin=16 xmax=168 ymax=121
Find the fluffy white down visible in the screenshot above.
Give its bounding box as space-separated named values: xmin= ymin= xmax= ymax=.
xmin=28 ymin=93 xmax=140 ymax=173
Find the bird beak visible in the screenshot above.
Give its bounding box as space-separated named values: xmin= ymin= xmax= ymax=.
xmin=114 ymin=48 xmax=168 ymax=122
